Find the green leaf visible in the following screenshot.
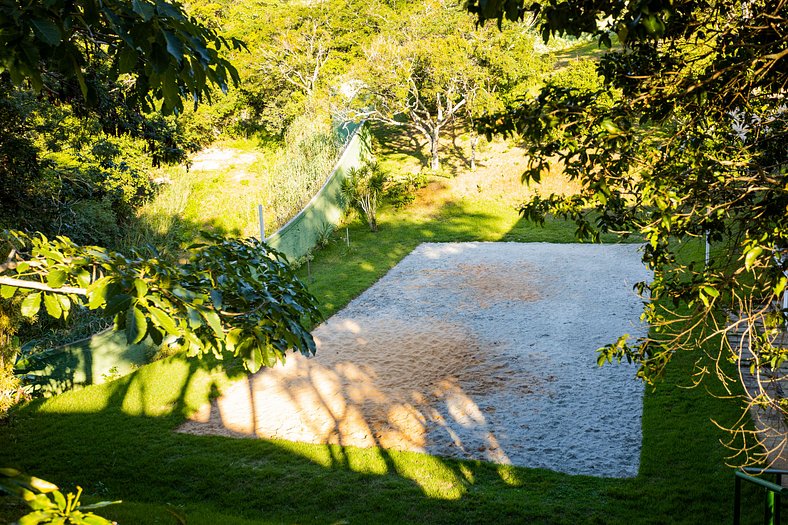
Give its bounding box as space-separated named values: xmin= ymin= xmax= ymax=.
xmin=244 ymin=342 xmax=263 ymax=373
xmin=76 ymin=270 xmax=92 ymax=288
xmin=701 ymin=285 xmax=719 ymax=298
xmin=57 ymin=294 xmax=72 ymax=318
xmin=226 ymin=328 xmax=243 ymax=351
xmin=745 ymin=246 xmax=763 ymax=270
xmin=20 ymin=292 xmax=42 ymax=318
xmin=46 ymin=269 xmax=68 ymax=288
xmin=148 ymin=306 xmax=179 ymax=335
xmin=87 ymin=277 xmax=114 ymax=309
xmin=43 ymin=293 xmax=62 ymax=318
xmin=187 ymin=307 xmax=203 ymax=329
xmin=30 ymin=18 xmax=62 ymax=46
xmin=148 ymin=325 xmax=163 ymax=345
xmin=104 ymin=293 xmax=132 ymax=316
xmin=133 ymin=278 xmax=148 ymax=297
xmin=0 ymin=285 xmax=17 ymax=299
xmin=209 ymin=289 xmax=222 ymax=309
xmin=81 ymin=513 xmax=117 ymax=525
xmin=126 ymin=306 xmax=148 ymax=344
xmin=132 ymin=0 xmax=156 ymax=21
xmin=163 ymin=30 xmax=184 ymax=63
xmin=52 ymin=490 xmax=66 ymax=511
xmin=118 ymin=47 xmax=138 ymax=74
xmin=201 ymin=309 xmax=223 ymax=338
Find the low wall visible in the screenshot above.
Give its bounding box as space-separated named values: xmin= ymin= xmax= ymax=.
xmin=266 ymin=122 xmax=369 ymax=262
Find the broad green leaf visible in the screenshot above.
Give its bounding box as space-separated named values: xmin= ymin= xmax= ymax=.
xmin=163 ymin=30 xmax=183 ymax=63
xmin=744 ymin=246 xmax=763 ymax=270
xmin=30 ymin=18 xmax=62 ymax=46
xmin=133 ymin=278 xmax=148 ymax=297
xmin=126 ymin=306 xmax=148 ymax=344
xmin=105 ymin=293 xmax=132 ymax=317
xmin=155 ymin=0 xmax=184 ymax=20
xmin=0 ymin=285 xmax=17 ymax=299
xmin=148 ymin=325 xmax=163 ymax=345
xmin=20 ymin=293 xmax=42 ymax=318
xmin=245 ymin=342 xmax=263 ymax=373
xmin=209 ymin=289 xmax=222 ymax=309
xmin=52 ymin=490 xmax=66 ymax=511
xmin=76 ymin=270 xmax=91 ymax=288
xmin=118 ymin=47 xmax=137 ymax=74
xmin=57 ymin=294 xmax=71 ymax=318
xmin=46 ymin=269 xmax=68 ymax=288
xmin=87 ymin=277 xmax=114 ymax=309
xmin=81 ymin=513 xmax=117 ymax=525
xmin=187 ymin=307 xmax=203 ymax=329
xmin=148 ymin=306 xmax=179 ymax=335
xmin=701 ymin=285 xmax=719 ymax=298
xmin=201 ymin=309 xmax=223 ymax=338
xmin=43 ymin=294 xmax=62 ymax=318
xmin=226 ymin=328 xmax=243 ymax=351
xmin=132 ymin=0 xmax=156 ymax=21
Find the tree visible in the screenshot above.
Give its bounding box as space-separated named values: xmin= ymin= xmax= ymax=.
xmin=0 ymin=0 xmax=322 ymax=377
xmin=344 ymin=0 xmax=546 ymax=171
xmin=468 ymin=0 xmax=788 ymax=465
xmin=344 ymin=0 xmax=479 ymax=171
xmin=1 ymin=231 xmax=321 ymax=374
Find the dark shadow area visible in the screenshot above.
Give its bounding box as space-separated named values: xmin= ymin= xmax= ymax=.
xmin=0 ymin=146 xmax=772 ymax=524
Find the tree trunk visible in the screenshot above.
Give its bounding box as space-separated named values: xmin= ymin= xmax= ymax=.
xmin=430 ymin=126 xmax=440 ymax=171
xmin=470 ymin=133 xmax=479 ymax=171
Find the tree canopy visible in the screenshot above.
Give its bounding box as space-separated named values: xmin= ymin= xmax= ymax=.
xmin=0 ymin=0 xmax=325 ymax=377
xmin=469 ymin=0 xmax=788 ymax=464
xmin=343 ymin=0 xmax=546 ymax=171
xmin=0 ymin=0 xmax=243 ymax=114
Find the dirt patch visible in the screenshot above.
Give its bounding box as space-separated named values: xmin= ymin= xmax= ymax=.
xmin=179 ymin=242 xmax=649 ymax=477
xmin=190 ymin=147 xmax=260 ymax=182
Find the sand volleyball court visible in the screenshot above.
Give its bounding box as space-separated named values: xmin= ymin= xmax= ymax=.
xmin=179 ymin=242 xmax=651 ymax=477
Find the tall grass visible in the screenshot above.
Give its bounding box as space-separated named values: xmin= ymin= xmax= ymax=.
xmin=121 ymin=113 xmax=340 ymax=253
xmin=264 ymin=114 xmax=341 ymax=229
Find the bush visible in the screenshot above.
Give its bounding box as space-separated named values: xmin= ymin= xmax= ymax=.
xmin=341 ymin=160 xmax=386 ymax=232
xmin=384 ymin=171 xmax=428 ymax=208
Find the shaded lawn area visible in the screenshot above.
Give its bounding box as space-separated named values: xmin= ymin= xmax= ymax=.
xmin=0 ymin=183 xmax=769 ymax=523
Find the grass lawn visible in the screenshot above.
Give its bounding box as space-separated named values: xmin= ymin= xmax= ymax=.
xmin=0 ymin=128 xmax=772 ymax=524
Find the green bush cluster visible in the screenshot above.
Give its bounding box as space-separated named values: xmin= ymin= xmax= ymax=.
xmin=384 ymin=171 xmax=429 ymax=208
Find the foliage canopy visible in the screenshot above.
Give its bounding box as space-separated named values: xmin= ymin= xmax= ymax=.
xmin=470 ymin=0 xmax=788 ymax=464
xmin=0 ymin=0 xmax=243 ymax=114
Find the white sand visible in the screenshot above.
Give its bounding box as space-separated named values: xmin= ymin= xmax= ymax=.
xmin=179 ymin=242 xmax=651 ymax=477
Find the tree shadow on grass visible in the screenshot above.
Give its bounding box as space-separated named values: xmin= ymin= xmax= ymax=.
xmin=0 ymin=197 xmax=767 ymax=525
xmin=0 ymin=351 xmax=615 ymax=524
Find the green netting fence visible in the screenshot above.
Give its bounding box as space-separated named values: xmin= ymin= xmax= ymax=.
xmin=266 ymin=121 xmax=370 ymax=261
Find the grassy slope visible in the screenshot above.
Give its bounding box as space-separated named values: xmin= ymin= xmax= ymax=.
xmin=0 ymin=125 xmax=768 ymax=524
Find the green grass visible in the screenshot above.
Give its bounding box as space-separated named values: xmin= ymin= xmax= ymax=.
xmin=0 ymin=130 xmax=774 ymax=523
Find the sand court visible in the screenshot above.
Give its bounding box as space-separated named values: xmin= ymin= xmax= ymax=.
xmin=179 ymin=242 xmax=651 ymax=477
